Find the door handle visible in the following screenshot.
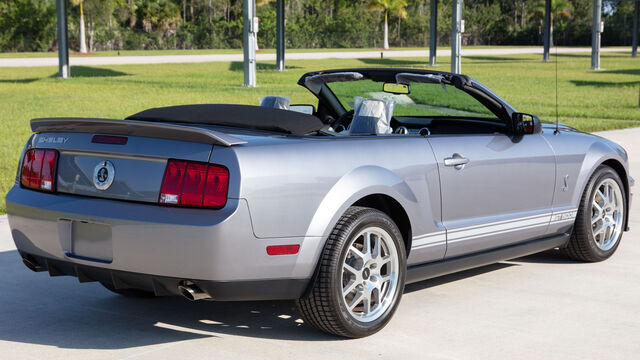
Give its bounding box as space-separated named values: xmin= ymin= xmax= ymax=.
xmin=444 ymin=153 xmax=469 ymax=170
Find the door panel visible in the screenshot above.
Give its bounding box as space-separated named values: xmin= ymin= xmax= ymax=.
xmin=428 ymin=134 xmax=556 ymax=258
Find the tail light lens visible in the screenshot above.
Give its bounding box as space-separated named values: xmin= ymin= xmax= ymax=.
xmin=159 ymin=160 xmax=229 ymax=209
xmin=203 ymin=166 xmax=229 ymax=208
xmin=20 ymin=149 xmax=59 ymax=192
xmin=181 ymin=163 xmax=208 ymax=206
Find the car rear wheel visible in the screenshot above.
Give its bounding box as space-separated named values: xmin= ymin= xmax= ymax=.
xmin=563 ymin=165 xmax=626 ymax=262
xmin=296 ymin=206 xmax=407 ymax=338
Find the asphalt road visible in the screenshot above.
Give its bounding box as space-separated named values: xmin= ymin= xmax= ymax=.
xmin=0 ymin=128 xmax=638 ymax=359
xmin=0 ymin=47 xmax=630 ymax=67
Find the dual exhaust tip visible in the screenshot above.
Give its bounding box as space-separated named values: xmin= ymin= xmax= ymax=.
xmin=177 ymin=281 xmax=211 ymax=301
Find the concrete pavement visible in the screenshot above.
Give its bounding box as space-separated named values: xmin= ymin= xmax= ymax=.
xmin=0 ymin=128 xmax=638 ymax=359
xmin=0 ymin=47 xmax=631 ymax=67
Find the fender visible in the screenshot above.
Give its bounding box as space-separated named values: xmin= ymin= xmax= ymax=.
xmin=304 ymin=165 xmax=421 ymax=239
xmin=572 ymin=141 xmax=630 ymax=229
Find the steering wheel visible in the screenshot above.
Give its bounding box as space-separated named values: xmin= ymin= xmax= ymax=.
xmin=329 ymin=110 xmax=354 ymax=133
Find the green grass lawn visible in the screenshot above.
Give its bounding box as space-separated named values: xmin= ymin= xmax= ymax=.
xmin=0 ymin=51 xmax=639 ymax=213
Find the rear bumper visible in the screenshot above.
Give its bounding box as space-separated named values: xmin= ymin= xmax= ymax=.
xmin=6 ymin=186 xmax=319 ymax=299
xmin=19 ymin=252 xmax=308 ymax=300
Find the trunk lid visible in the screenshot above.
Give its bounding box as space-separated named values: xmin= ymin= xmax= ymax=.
xmin=32 ymin=131 xmax=214 ymax=203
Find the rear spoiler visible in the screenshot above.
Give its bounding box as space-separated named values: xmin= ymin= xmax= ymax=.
xmin=31 ymin=118 xmax=247 ymax=147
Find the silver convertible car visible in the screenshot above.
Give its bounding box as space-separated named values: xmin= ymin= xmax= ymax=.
xmin=6 ymin=68 xmax=633 ymax=338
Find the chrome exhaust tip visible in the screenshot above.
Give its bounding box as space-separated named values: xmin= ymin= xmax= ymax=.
xmin=178 ymin=282 xmax=211 ymax=301
xmin=22 ymin=257 xmax=43 ymax=272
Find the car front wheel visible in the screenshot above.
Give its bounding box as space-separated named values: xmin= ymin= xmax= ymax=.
xmin=563 ymin=165 xmax=626 ymax=262
xmin=296 ymin=206 xmax=407 ymax=338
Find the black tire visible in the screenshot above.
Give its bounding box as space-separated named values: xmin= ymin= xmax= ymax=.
xmin=296 ymin=206 xmax=407 ymax=338
xmin=563 ymin=165 xmax=626 ymax=262
xmin=100 ymin=282 xmax=156 ymax=298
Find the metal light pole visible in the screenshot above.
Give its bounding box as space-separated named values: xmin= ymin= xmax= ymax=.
xmin=591 ymin=0 xmax=602 ymax=70
xmin=56 ymin=0 xmax=70 ymax=78
xmin=429 ymin=0 xmax=438 ymax=66
xmin=543 ymin=0 xmax=551 ymax=62
xmin=633 ymin=0 xmax=639 ymax=58
xmin=451 ymin=0 xmax=463 ymax=74
xmin=276 ymin=0 xmax=285 ymax=71
xmin=243 ymin=0 xmax=257 ymax=87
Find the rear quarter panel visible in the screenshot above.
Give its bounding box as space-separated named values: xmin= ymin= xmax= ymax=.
xmin=232 ymin=135 xmax=444 ymax=264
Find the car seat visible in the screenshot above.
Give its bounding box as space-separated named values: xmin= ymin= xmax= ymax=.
xmin=346 ymin=97 xmax=395 ymax=135
xmin=259 ymin=96 xmax=290 ymax=110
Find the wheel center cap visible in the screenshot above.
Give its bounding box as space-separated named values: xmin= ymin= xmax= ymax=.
xmin=362 ymin=268 xmax=371 ymax=280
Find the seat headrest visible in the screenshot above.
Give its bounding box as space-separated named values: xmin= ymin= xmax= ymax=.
xmin=347 ymin=97 xmax=395 ymax=135
xmin=260 ymin=96 xmax=290 ymax=110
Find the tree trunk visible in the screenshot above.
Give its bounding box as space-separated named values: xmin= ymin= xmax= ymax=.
xmin=128 ymin=0 xmax=136 ymax=28
xmin=88 ymin=20 xmax=95 ymax=52
xmin=550 ymin=15 xmax=554 ymax=47
xmin=383 ymin=11 xmax=389 ymax=49
xmin=183 ymin=0 xmax=187 ymax=23
xmin=79 ymin=2 xmax=88 ymax=53
xmin=209 ymin=0 xmax=213 ymax=26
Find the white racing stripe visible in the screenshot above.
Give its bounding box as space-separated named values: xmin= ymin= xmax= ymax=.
xmin=411 ymin=209 xmax=578 ymax=249
xmin=448 ymin=213 xmax=552 ymax=243
xmin=411 ymin=231 xmax=446 ymax=250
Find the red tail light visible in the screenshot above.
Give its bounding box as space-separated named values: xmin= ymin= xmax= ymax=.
xmin=159 ymin=160 xmax=229 ymax=209
xmin=21 ymin=149 xmax=58 ymax=192
xmin=159 ymin=161 xmax=187 ymax=205
xmin=181 ymin=163 xmax=208 ymax=206
xmin=203 ymin=166 xmax=229 ymax=208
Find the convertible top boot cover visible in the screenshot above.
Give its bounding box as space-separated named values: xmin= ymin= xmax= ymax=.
xmin=126 ymin=104 xmax=323 ymax=135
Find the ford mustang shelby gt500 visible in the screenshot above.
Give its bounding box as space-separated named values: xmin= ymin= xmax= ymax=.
xmin=6 ymin=68 xmax=633 ymax=338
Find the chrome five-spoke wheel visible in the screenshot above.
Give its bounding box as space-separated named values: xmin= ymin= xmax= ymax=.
xmin=591 ymin=178 xmax=624 ymax=251
xmin=341 ymin=227 xmax=399 ymax=323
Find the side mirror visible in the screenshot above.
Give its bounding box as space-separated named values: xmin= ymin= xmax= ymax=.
xmin=290 ymin=104 xmax=315 ymax=115
xmin=513 ymin=112 xmax=542 ymax=135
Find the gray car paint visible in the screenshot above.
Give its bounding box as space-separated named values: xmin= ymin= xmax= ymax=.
xmin=5 ymin=76 xmax=633 ymax=291
xmin=427 ymin=132 xmax=556 ymax=257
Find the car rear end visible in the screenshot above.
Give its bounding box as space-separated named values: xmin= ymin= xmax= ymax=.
xmin=5 ymin=120 xmax=310 ymax=300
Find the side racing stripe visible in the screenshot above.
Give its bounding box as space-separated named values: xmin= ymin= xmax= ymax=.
xmin=411 ymin=209 xmax=577 ymax=249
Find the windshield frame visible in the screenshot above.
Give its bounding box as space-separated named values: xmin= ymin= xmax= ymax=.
xmin=298 ymin=68 xmax=515 ymax=130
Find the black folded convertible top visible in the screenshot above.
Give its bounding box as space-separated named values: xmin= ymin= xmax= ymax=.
xmin=126 ymin=104 xmax=324 ymax=135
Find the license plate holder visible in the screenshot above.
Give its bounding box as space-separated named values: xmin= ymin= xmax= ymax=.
xmin=58 ymin=219 xmax=113 ymax=263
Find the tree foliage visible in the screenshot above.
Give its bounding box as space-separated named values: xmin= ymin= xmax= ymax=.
xmin=0 ymin=0 xmax=637 ymax=52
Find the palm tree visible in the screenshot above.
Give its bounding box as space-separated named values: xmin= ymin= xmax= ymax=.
xmin=535 ymin=0 xmax=573 ymax=46
xmin=70 ymin=0 xmax=88 ymax=53
xmin=367 ymin=0 xmax=408 ymax=49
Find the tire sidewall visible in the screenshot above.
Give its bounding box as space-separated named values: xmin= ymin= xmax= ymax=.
xmin=578 ymin=166 xmax=625 ymax=259
xmin=332 ymin=209 xmax=407 ymax=337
